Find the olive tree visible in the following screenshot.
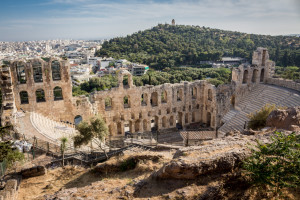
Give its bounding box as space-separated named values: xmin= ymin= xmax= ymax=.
xmin=74 ymin=115 xmax=109 ymax=159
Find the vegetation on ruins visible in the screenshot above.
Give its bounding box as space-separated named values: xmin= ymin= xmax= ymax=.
xmin=74 ymin=115 xmax=109 ymax=159
xmin=72 ymin=67 xmax=231 ymax=96
xmin=243 ymin=131 xmax=300 ymax=197
xmin=60 ymin=137 xmax=68 ymax=167
xmin=247 ymin=104 xmax=277 ymax=130
xmin=0 ymin=141 xmax=24 ymax=168
xmin=96 ymin=24 xmax=300 ymax=70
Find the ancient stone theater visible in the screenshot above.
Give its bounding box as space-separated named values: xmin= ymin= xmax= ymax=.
xmin=1 ymin=47 xmax=300 ymax=143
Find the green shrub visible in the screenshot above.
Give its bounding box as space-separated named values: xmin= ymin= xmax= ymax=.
xmin=247 ymin=104 xmax=277 ymax=130
xmin=119 ymin=158 xmax=137 ymax=171
xmin=0 ymin=141 xmax=24 ymax=168
xmin=243 ymin=131 xmax=300 ymax=197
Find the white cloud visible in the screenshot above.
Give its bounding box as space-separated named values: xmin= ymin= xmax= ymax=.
xmin=1 ymin=0 xmax=299 ymax=41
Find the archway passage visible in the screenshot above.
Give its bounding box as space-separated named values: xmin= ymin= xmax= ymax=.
xmin=117 ymin=122 xmax=122 ymax=135
xmin=243 ymin=70 xmax=248 ymax=84
xmin=151 ymin=92 xmax=158 ymax=106
xmin=252 ymin=69 xmax=258 ymax=83
xmin=16 ymin=63 xmax=26 ymax=84
xmin=20 ymin=91 xmax=29 ymax=104
xmin=74 ymin=115 xmax=83 ymax=125
xmin=162 ymin=116 xmax=167 ymax=128
xmin=143 ymin=119 xmax=147 ymax=132
xmin=105 ymin=97 xmax=112 ymax=110
xmin=230 ymin=95 xmax=236 ymax=108
xmin=53 ymin=86 xmax=63 ymax=100
xmin=32 ymin=61 xmax=43 ymax=83
xmin=51 ymin=60 xmax=61 ymax=81
xmin=260 ymin=68 xmax=264 ymax=82
xmin=161 ymin=91 xmax=167 ymax=103
xmin=208 ymin=89 xmax=212 ymax=101
xmin=207 ymin=112 xmax=211 ymax=127
xmin=135 ymin=120 xmax=140 ymax=132
xmin=36 ymin=89 xmax=46 ymax=102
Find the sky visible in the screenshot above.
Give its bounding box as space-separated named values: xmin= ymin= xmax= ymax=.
xmin=0 ymin=0 xmax=300 ymax=41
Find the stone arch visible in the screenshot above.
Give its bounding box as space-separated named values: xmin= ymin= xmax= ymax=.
xmin=141 ymin=93 xmax=148 ymax=106
xmin=32 ymin=61 xmax=43 ymax=83
xmin=161 ymin=91 xmax=167 ymax=103
xmin=105 ymin=97 xmax=112 ymax=110
xmin=16 ymin=62 xmax=26 ymax=84
xmin=207 ymin=112 xmax=211 ymax=127
xmin=252 ymin=69 xmax=259 ymax=83
xmin=123 ymin=74 xmax=129 ymax=88
xmin=192 ymin=87 xmax=197 ymax=99
xmin=192 ymin=112 xmax=196 ymax=122
xmin=117 ymin=122 xmax=122 ymax=135
xmin=74 ymin=115 xmax=82 ymax=125
xmin=162 ymin=116 xmax=167 ymax=128
xmin=169 ymin=116 xmax=174 ymax=127
xmin=242 ymin=70 xmax=248 ymax=84
xmin=124 ymin=95 xmax=130 ymax=108
xmin=36 ymin=89 xmax=46 ymax=102
xmin=260 ymin=68 xmax=265 ymax=82
xmin=151 ymin=92 xmax=158 ymax=106
xmin=20 ymin=91 xmax=29 ymax=104
xmin=118 ymin=70 xmax=133 ymax=88
xmin=208 ymin=89 xmax=212 ymax=101
xmin=135 ymin=120 xmax=140 ymax=132
xmin=177 ymin=112 xmax=183 ymax=128
xmin=51 ymin=60 xmax=61 ymax=81
xmin=143 ymin=119 xmax=148 ymax=131
xmin=53 ymin=86 xmax=63 ymax=100
xmin=185 ymin=113 xmax=189 ymax=124
xmin=177 ymin=88 xmax=183 ymax=101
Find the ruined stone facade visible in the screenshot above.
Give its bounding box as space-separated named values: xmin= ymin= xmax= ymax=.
xmin=0 ymin=47 xmax=275 ymax=136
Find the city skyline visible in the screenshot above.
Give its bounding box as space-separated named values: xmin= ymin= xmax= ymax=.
xmin=0 ymin=0 xmax=300 ymax=41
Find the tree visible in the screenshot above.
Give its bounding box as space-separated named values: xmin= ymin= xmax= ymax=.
xmin=247 ymin=104 xmax=277 ymax=130
xmin=243 ymin=131 xmax=300 ymax=197
xmin=74 ymin=115 xmax=109 ymax=159
xmin=60 ymin=137 xmax=68 ymax=167
xmin=0 ymin=141 xmax=24 ymax=168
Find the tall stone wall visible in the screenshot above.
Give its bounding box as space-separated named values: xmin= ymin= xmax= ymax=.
xmin=266 ymin=78 xmax=300 ymax=92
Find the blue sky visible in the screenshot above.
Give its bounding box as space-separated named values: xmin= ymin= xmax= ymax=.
xmin=0 ymin=0 xmax=299 ymax=41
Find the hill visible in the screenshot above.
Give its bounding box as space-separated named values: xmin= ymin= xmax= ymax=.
xmin=96 ymin=24 xmax=300 ymax=70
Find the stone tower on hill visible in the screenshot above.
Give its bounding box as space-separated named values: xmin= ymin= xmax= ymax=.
xmin=172 ymin=19 xmax=175 ymax=25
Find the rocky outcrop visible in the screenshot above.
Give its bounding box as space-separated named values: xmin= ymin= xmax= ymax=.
xmin=21 ymin=166 xmax=46 ymax=178
xmin=266 ymin=107 xmax=300 ymax=131
xmin=151 ymin=133 xmax=273 ymax=180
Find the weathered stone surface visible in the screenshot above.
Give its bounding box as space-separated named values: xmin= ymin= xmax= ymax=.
xmin=21 ymin=166 xmax=46 ymax=178
xmin=266 ymin=107 xmax=300 ymax=131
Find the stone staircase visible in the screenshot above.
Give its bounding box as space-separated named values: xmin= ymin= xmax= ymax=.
xmin=218 ymin=84 xmax=300 ymax=134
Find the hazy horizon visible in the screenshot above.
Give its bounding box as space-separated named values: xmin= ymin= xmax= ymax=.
xmin=1 ymin=0 xmax=300 ymax=42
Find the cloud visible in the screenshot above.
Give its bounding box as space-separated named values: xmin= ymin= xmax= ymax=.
xmin=0 ymin=0 xmax=299 ymax=41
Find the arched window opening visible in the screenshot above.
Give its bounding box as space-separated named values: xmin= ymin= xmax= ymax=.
xmin=167 ymin=108 xmax=170 ymax=114
xmin=135 ymin=120 xmax=140 ymax=132
xmin=252 ymin=69 xmax=258 ymax=83
xmin=143 ymin=119 xmax=147 ymax=132
xmin=260 ymin=68 xmax=265 ymax=82
xmin=169 ymin=116 xmax=174 ymax=127
xmin=124 ymin=96 xmax=130 ymax=108
xmin=208 ymin=89 xmax=212 ymax=101
xmin=207 ymin=112 xmax=211 ymax=127
xmin=151 ymin=92 xmax=158 ymax=107
xmin=162 ymin=116 xmax=167 ymax=128
xmin=123 ymin=75 xmax=129 ymax=88
xmin=51 ymin=60 xmax=61 ymax=81
xmin=192 ymin=87 xmax=197 ymax=99
xmin=74 ymin=115 xmax=82 ymax=125
xmin=176 ymin=112 xmax=183 ymax=129
xmin=36 ymin=89 xmax=46 ymax=102
xmin=185 ymin=113 xmax=189 ymax=124
xmin=33 ymin=61 xmax=43 ymax=83
xmin=105 ymin=97 xmax=112 ymax=110
xmin=161 ymin=91 xmax=167 ymax=103
xmin=20 ymin=91 xmax=29 ymax=104
xmin=141 ymin=93 xmax=147 ymax=106
xmin=177 ymin=89 xmax=183 ymax=101
xmin=117 ymin=122 xmax=122 ymax=135
xmin=242 ymin=70 xmax=248 ymax=84
xmin=108 ymin=124 xmax=113 ymax=135
xmin=16 ymin=63 xmax=26 ymax=84
xmin=192 ymin=112 xmax=196 ymax=122
xmin=53 ymin=86 xmax=63 ymax=101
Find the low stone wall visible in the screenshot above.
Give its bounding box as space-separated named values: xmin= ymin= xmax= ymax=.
xmin=267 ymin=78 xmax=300 ymax=92
xmin=0 ymin=179 xmax=18 ymax=200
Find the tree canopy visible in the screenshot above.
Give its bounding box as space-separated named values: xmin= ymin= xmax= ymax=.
xmin=96 ymin=24 xmax=300 ymax=70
